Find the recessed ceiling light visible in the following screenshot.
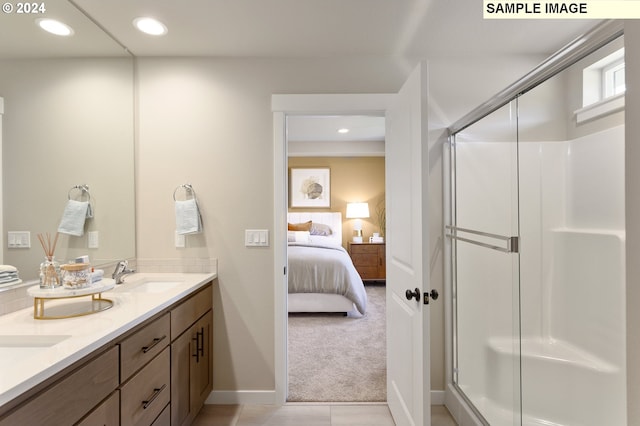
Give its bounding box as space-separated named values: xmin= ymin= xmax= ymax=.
xmin=133 ymin=17 xmax=168 ymax=36
xmin=37 ymin=19 xmax=74 ymax=36
xmin=338 ymin=128 xmax=350 ymax=134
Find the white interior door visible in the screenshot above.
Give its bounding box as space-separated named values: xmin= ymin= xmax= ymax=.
xmin=385 ymin=63 xmax=431 ymax=426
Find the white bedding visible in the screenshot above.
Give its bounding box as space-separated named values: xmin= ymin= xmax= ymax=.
xmin=288 ymin=237 xmax=367 ymax=314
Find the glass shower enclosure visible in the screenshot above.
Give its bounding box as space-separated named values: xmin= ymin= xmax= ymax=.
xmin=447 ymin=30 xmax=626 ymax=426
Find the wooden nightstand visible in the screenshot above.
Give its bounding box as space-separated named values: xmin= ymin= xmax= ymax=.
xmin=348 ymin=242 xmax=386 ymax=282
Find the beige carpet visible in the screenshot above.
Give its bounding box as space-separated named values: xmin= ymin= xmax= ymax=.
xmin=287 ymin=284 xmax=386 ymax=402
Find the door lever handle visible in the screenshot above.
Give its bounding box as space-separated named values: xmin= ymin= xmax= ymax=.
xmin=405 ymin=288 xmax=421 ymax=302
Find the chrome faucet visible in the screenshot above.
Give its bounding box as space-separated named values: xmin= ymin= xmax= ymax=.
xmin=112 ymin=260 xmax=135 ymax=284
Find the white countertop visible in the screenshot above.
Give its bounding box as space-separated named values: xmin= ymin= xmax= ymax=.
xmin=0 ymin=272 xmax=216 ymax=408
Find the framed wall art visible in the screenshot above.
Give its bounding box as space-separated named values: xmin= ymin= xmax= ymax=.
xmin=290 ymin=168 xmax=331 ymax=208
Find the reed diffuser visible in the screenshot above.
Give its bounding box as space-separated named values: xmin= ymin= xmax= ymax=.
xmin=38 ymin=232 xmax=60 ymax=289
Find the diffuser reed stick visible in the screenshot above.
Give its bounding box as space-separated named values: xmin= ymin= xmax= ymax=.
xmin=37 ymin=232 xmax=60 ymax=288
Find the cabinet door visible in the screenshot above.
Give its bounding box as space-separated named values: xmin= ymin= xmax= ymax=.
xmin=191 ymin=310 xmax=213 ymax=412
xmin=171 ymin=327 xmax=191 ymax=426
xmin=171 ymin=310 xmax=213 ymax=426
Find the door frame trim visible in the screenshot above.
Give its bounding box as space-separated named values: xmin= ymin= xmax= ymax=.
xmin=271 ymin=93 xmax=392 ymax=404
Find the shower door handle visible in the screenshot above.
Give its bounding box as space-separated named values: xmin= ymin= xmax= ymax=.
xmin=405 ymin=288 xmax=421 ymax=302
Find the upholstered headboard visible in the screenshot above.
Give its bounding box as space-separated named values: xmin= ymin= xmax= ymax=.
xmin=287 ymin=212 xmax=342 ymax=245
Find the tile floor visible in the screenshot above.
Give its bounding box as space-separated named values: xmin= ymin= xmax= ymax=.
xmin=193 ymin=403 xmax=458 ymax=426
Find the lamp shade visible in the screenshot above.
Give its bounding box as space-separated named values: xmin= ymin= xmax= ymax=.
xmin=346 ymin=202 xmax=370 ymax=219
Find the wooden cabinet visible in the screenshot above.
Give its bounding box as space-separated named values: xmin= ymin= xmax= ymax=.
xmin=77 ymin=390 xmax=120 ymax=426
xmin=170 ymin=286 xmax=213 ymax=426
xmin=0 ymin=281 xmax=214 ymax=426
xmin=120 ymin=313 xmax=170 ymax=381
xmin=348 ymin=242 xmax=386 ymax=281
xmin=121 ymin=347 xmax=171 ymax=426
xmin=0 ymin=346 xmax=119 ymax=426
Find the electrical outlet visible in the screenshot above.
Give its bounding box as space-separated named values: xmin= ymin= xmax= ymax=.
xmin=175 ymin=231 xmax=186 ymax=248
xmin=88 ymin=231 xmax=99 ymax=249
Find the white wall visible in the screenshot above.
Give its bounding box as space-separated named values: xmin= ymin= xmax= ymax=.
xmin=624 ymin=20 xmax=640 ymax=426
xmin=134 ymin=55 xmax=541 ymax=397
xmin=0 ymin=96 xmax=3 ymax=264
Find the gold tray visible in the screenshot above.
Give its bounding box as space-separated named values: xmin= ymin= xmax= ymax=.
xmin=27 ymin=279 xmax=115 ymax=320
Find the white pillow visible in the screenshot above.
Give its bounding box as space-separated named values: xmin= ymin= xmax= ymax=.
xmin=287 ymin=231 xmax=311 ymax=243
xmin=309 ymin=222 xmax=332 ymax=236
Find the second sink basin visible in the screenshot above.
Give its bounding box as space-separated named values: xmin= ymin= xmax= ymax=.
xmin=0 ymin=334 xmax=72 ymax=347
xmin=0 ymin=334 xmax=72 ymax=363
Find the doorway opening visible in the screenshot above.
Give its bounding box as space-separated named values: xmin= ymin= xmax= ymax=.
xmin=285 ymin=114 xmax=387 ymax=403
xmin=271 ymin=93 xmax=393 ymax=406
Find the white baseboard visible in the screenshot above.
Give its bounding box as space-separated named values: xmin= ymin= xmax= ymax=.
xmin=206 ymin=390 xmax=277 ymax=405
xmin=206 ymin=390 xmax=446 ymax=406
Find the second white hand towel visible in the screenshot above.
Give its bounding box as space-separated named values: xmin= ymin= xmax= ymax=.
xmin=175 ymin=198 xmax=202 ymax=235
xmin=58 ymin=200 xmax=90 ymax=236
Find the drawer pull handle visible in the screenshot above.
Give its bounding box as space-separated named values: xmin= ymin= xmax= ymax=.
xmin=141 ymin=335 xmax=166 ymax=353
xmin=142 ymin=383 xmax=166 ymax=409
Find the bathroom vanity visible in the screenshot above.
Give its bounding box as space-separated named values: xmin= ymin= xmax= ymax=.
xmin=0 ymin=272 xmax=215 ymax=426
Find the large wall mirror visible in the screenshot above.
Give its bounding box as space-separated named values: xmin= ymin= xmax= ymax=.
xmin=0 ymin=0 xmax=135 ymax=282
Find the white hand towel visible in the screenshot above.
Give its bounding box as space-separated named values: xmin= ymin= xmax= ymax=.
xmin=0 ymin=279 xmax=21 ymax=289
xmin=175 ymin=198 xmax=203 ymax=235
xmin=58 ymin=200 xmax=90 ymax=236
xmin=0 ymin=265 xmax=17 ymax=273
xmin=90 ymin=269 xmax=104 ymax=283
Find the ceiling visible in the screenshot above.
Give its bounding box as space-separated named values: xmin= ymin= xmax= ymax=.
xmin=287 ymin=116 xmax=385 ymax=143
xmin=0 ymin=0 xmax=601 ymax=144
xmin=0 ymin=0 xmax=598 ymax=59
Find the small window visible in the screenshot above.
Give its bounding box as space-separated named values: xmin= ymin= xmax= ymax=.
xmin=603 ymin=59 xmax=625 ymax=98
xmin=582 ymin=47 xmax=625 ymax=107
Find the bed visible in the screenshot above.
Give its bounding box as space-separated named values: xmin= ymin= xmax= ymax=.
xmin=287 ymin=212 xmax=367 ymax=315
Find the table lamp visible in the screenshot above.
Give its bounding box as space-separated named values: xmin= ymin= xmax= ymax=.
xmin=346 ymin=202 xmax=370 ymax=243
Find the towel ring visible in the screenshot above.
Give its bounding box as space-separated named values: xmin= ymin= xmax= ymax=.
xmin=173 ymin=184 xmax=197 ymax=201
xmin=68 ymin=185 xmax=91 ymax=202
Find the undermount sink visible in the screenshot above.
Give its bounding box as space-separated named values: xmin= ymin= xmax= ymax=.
xmin=0 ymin=335 xmax=72 ymax=363
xmin=0 ymin=334 xmax=72 ymax=347
xmin=119 ymin=280 xmax=184 ymax=293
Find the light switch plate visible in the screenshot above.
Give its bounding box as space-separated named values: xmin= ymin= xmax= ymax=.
xmin=8 ymin=231 xmax=30 ymax=248
xmin=245 ymin=229 xmax=269 ymax=247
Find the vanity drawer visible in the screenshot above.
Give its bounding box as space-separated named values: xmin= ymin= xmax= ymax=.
xmin=151 ymin=403 xmax=171 ymax=426
xmin=0 ymin=346 xmax=119 ymax=426
xmin=76 ymin=390 xmax=120 ymax=426
xmin=171 ymin=284 xmax=212 ymax=339
xmin=121 ymin=346 xmax=170 ymax=426
xmin=120 ymin=313 xmax=170 ymax=381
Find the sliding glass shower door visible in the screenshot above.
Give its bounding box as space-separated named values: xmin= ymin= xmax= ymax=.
xmin=449 ymin=32 xmax=627 ymax=425
xmin=449 ymin=100 xmax=522 ymax=426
